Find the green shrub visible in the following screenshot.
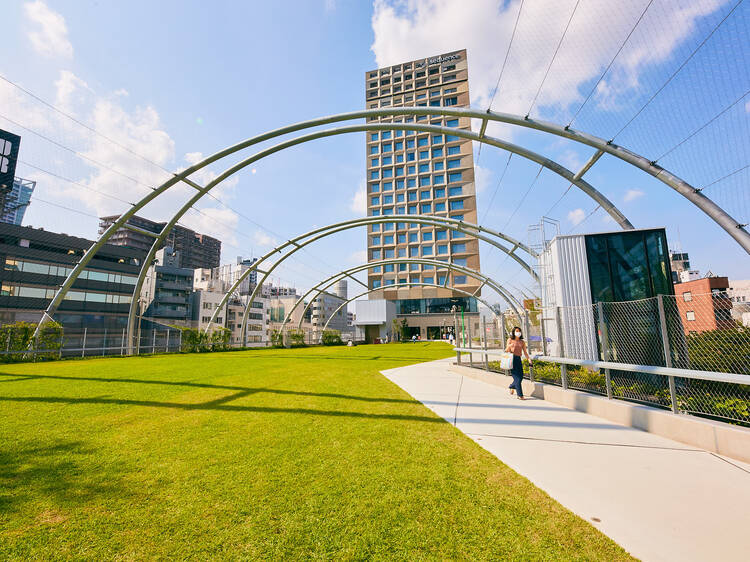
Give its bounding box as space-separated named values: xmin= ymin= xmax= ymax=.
xmin=180 ymin=328 xmax=210 ymax=353
xmin=270 ymin=330 xmax=284 ymax=348
xmin=0 ymin=321 xmax=63 ymax=362
xmin=321 ymin=330 xmax=343 ymax=346
xmin=288 ymin=329 xmax=306 ymax=348
xmin=209 ymin=327 xmax=231 ymax=351
xmin=685 ymin=326 xmax=750 ymax=375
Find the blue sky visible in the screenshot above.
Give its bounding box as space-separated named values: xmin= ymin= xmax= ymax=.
xmin=1 ymin=0 xmax=748 ymax=304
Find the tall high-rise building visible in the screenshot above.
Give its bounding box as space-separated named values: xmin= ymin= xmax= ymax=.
xmin=99 ymin=214 xmax=221 ymax=270
xmin=364 ymin=49 xmax=480 ymax=339
xmin=1 ymin=177 xmax=35 ymax=226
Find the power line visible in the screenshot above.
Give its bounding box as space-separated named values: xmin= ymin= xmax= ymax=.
xmin=527 ymin=0 xmax=581 ymax=117
xmin=544 ymin=182 xmax=574 ymax=216
xmin=654 ymin=88 xmax=750 ymax=162
xmin=610 ymin=0 xmax=745 ymax=141
xmin=480 ymin=153 xmax=513 ymax=224
xmin=567 ymin=0 xmax=654 ymax=127
xmin=568 ymin=204 xmax=601 ymax=233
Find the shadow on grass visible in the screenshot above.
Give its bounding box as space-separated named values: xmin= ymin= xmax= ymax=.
xmin=0 ymin=441 xmax=133 ymax=516
xmin=0 ymin=373 xmax=421 ymax=405
xmin=0 ymin=395 xmax=445 ymax=423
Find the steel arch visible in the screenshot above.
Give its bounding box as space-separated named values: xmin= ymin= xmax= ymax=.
xmin=203 ymin=215 xmax=537 ymax=346
xmin=284 ymin=259 xmax=524 ymax=333
xmin=34 ymin=106 xmax=749 ymax=346
xmin=320 ymin=283 xmax=500 ymax=336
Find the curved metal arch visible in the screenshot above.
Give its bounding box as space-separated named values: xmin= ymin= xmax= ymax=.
xmin=285 ymin=259 xmax=524 ymax=333
xmin=320 ymin=283 xmax=500 ymax=337
xmin=36 ymin=105 xmax=748 ymax=345
xmin=205 ymin=214 xmax=538 ymax=345
xmin=37 ymin=114 xmax=633 ymax=347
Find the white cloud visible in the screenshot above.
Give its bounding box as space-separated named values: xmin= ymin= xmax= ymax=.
xmin=567 ymin=208 xmax=585 ymax=225
xmin=350 ymin=181 xmax=367 ymax=215
xmin=371 ymin=0 xmax=724 ymax=121
xmin=624 ymin=188 xmax=644 ymax=202
xmin=24 ymin=1 xmax=73 ymax=58
xmin=349 ymin=250 xmax=367 ymax=264
xmin=182 ymin=207 xmax=240 ymax=247
xmin=558 ymin=149 xmax=582 ymax=171
xmin=253 ymin=231 xmax=279 ymax=248
xmin=54 ymin=70 xmax=91 ymax=113
xmin=474 ymin=163 xmax=491 ymax=194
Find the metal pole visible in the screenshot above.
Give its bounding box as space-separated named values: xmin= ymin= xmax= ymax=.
xmin=120 ymin=328 xmax=125 ymax=356
xmin=657 ymin=294 xmax=679 ymax=414
xmin=152 ymin=330 xmax=156 ymax=354
xmin=561 ymin=363 xmax=568 ymax=390
xmin=81 ymin=327 xmax=87 ymax=358
xmin=58 ymin=332 xmax=63 ymax=359
xmin=467 ymin=318 xmax=473 ymax=367
xmin=597 ymin=301 xmax=613 ymax=400
xmin=166 ymin=328 xmax=171 ymax=353
xmin=102 ymin=328 xmax=107 ymax=356
xmin=482 ymin=316 xmax=489 ymax=371
xmin=539 ymin=307 xmax=547 ymax=356
xmin=556 ymin=306 xmax=565 ymax=357
xmin=178 ymin=329 xmax=183 ymax=352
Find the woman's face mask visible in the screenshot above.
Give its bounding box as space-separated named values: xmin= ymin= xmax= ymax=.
xmin=514 ymin=331 xmax=522 ymax=337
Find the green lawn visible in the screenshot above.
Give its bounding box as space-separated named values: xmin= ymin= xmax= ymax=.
xmin=0 ymin=343 xmax=632 ymax=560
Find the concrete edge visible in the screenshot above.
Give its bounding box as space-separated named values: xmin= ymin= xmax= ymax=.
xmin=447 ymin=363 xmax=750 ymax=464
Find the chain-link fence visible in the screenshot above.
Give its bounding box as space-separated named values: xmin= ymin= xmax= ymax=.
xmin=463 ymin=292 xmax=750 ymax=426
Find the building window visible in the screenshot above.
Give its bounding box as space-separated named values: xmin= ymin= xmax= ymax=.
xmin=383 ymin=234 xmax=394 ymax=244
xmin=437 ymin=244 xmax=448 ymax=255
xmin=435 ymin=202 xmax=446 ymax=212
xmin=383 ymin=195 xmax=393 ymax=205
xmin=686 ymin=310 xmax=696 ymax=321
xmin=422 ymin=231 xmax=433 ymax=242
xmin=381 ymin=156 xmax=392 ymax=165
xmin=384 ymin=249 xmax=395 ymax=259
xmin=372 ymin=250 xmax=381 ymax=259
xmin=420 ymin=176 xmax=431 ymax=187
xmin=371 ymin=236 xmax=381 ymax=245
xmin=370 ymin=196 xmax=380 ymax=206
xmin=449 ymin=200 xmax=464 ymax=211
xmin=417 ymin=137 xmax=429 ymax=147
xmin=683 ymin=291 xmax=693 ymax=302
xmin=372 ymin=280 xmax=381 ymax=289
xmin=448 ymin=172 xmax=463 ymax=183
xmin=454 ymin=275 xmax=467 ymax=284
xmin=447 ymin=158 xmax=461 ymax=169
xmin=422 ymin=246 xmax=433 ymax=256
xmin=370 ymin=183 xmax=380 ymax=193
xmin=423 ymin=276 xmax=434 ymax=284
xmin=452 ymin=243 xmax=467 ymax=253
xmin=370 ymin=145 xmax=378 ymax=155
xmin=370 ymin=171 xmax=379 ymax=180
xmin=447 ymin=145 xmax=460 ymax=155
xmin=421 ymin=203 xmax=431 ymax=213
xmin=409 ymin=232 xmax=418 ymax=243
xmin=449 ymin=186 xmax=463 ymax=196
xmin=453 ymin=257 xmax=467 ymax=267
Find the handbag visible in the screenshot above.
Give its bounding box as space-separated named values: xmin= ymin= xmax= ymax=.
xmin=499 ymin=351 xmax=514 ymax=370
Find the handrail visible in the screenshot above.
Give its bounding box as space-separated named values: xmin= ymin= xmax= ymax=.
xmin=451 ymin=347 xmax=750 ymax=386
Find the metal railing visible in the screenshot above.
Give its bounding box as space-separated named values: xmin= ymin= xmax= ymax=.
xmin=453 ymin=345 xmax=750 ymax=427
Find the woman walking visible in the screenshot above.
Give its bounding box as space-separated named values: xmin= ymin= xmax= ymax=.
xmin=506 ymin=326 xmax=532 ymax=400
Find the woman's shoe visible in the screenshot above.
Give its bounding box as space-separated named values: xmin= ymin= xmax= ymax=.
xmin=509 ymin=388 xmax=515 ymax=395
xmin=517 ymin=396 xmax=526 ymax=400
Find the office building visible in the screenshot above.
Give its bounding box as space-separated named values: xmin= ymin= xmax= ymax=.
xmin=1 ymin=177 xmax=35 ymax=226
xmin=99 ymin=214 xmax=221 ymax=269
xmin=141 ymin=247 xmax=193 ymax=325
xmin=364 ymin=49 xmax=480 ymax=339
xmin=311 ymin=290 xmax=347 ymax=333
xmin=0 ymin=222 xmax=141 ymax=329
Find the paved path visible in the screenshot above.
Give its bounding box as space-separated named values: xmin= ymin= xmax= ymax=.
xmin=382 ymin=358 xmax=750 ymax=562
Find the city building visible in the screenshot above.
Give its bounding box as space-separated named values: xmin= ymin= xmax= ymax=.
xmin=539 ymin=228 xmax=675 ymax=360
xmin=1 ymin=177 xmax=35 ymax=225
xmin=353 ymin=299 xmax=396 ymax=343
xmin=215 ymin=256 xmax=258 ymax=295
xmin=668 ymin=250 xmax=697 ymax=283
xmin=311 ymin=290 xmax=347 ymax=333
xmin=261 ymin=284 xmax=298 ymax=298
xmin=673 ymin=276 xmax=734 ymax=334
xmin=99 ymin=214 xmax=221 ymax=269
xmin=728 ymin=279 xmax=750 ymax=327
xmin=364 ymin=49 xmax=480 ymax=339
xmin=141 ymin=247 xmax=193 ymax=325
xmin=0 ymin=222 xmax=141 ymax=330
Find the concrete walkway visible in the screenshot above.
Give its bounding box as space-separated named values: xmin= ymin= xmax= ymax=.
xmin=382 ymin=358 xmax=750 ymax=562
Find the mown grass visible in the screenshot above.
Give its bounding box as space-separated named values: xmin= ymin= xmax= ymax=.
xmin=0 ymin=343 xmax=633 ymax=560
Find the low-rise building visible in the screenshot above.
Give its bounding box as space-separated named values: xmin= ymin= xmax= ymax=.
xmin=673 ymin=276 xmax=733 ymax=334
